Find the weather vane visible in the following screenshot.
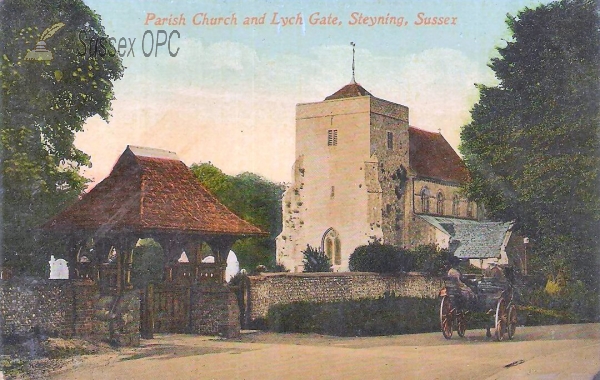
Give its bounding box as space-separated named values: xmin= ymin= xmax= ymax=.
xmin=350 ymin=42 xmax=356 ymax=83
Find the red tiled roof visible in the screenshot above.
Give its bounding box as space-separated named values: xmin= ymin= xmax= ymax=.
xmin=44 ymin=146 xmax=266 ymax=236
xmin=409 ymin=127 xmax=469 ymax=183
xmin=325 ymin=82 xmax=372 ymax=100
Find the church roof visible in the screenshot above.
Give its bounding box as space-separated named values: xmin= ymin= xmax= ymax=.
xmin=409 ymin=127 xmax=469 ymax=184
xmin=419 ymin=216 xmax=512 ymax=259
xmin=325 ymin=82 xmax=372 ymax=100
xmin=43 ymin=146 xmax=266 ymax=237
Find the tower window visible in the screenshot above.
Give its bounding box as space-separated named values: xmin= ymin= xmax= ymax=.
xmin=387 ymin=131 xmax=393 ymax=150
xmin=328 ymin=129 xmax=338 ymax=146
xmin=330 ymin=186 xmax=335 ymax=198
xmin=323 ymin=228 xmax=341 ymax=266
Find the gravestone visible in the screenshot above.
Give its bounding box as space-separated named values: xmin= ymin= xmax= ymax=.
xmin=49 ymin=255 xmax=69 ymax=279
xmin=225 ymin=250 xmax=239 ymax=283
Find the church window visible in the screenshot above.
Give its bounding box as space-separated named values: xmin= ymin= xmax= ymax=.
xmin=387 ymin=131 xmax=393 ymax=150
xmin=334 ymin=237 xmax=341 ymax=265
xmin=420 ymin=187 xmax=431 ymax=213
xmin=452 ymin=195 xmax=460 ymax=216
xmin=328 ymin=129 xmax=338 ymax=146
xmin=467 ymin=202 xmax=474 ymax=218
xmin=437 ymin=192 xmax=444 ymax=215
xmin=325 ymin=238 xmax=333 ymax=260
xmin=322 ymin=229 xmax=341 ymax=266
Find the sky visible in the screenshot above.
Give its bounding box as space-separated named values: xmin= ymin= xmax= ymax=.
xmin=76 ymin=0 xmax=552 ymax=185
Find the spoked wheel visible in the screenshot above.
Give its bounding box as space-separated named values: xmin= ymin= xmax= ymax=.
xmin=507 ymin=304 xmax=517 ymax=340
xmin=494 ymin=298 xmax=507 ymax=341
xmin=457 ymin=311 xmax=467 ymax=337
xmin=440 ymin=296 xmax=453 ymax=339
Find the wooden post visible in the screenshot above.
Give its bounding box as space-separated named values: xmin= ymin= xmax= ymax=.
xmin=141 ymin=283 xmax=154 ymax=339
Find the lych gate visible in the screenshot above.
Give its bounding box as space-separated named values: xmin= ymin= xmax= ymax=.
xmin=43 ymin=146 xmax=265 ymax=340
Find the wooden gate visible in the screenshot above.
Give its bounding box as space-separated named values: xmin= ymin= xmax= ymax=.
xmin=141 ymin=283 xmax=191 ymax=337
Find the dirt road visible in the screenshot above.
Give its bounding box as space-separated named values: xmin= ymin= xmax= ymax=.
xmin=50 ymin=323 xmax=600 ymax=380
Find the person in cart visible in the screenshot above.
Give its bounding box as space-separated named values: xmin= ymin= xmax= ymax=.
xmin=446 ymin=258 xmax=476 ymax=303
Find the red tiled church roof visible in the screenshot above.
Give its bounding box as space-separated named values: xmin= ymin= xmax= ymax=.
xmin=408 ymin=127 xmax=469 ymax=183
xmin=325 ymin=82 xmax=372 ymax=100
xmin=44 ymin=146 xmax=266 ymax=236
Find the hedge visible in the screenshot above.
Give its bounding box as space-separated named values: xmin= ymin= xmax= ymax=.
xmin=266 ymin=294 xmax=440 ymax=336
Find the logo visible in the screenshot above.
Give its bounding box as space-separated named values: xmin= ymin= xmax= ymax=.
xmin=24 ymin=22 xmax=65 ymax=61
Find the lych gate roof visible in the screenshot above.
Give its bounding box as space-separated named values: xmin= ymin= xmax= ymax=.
xmin=409 ymin=127 xmax=469 ymax=184
xmin=419 ymin=215 xmax=512 ymax=259
xmin=44 ymin=146 xmax=265 ymax=236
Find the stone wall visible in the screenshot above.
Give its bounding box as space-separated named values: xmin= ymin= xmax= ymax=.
xmin=190 ymin=283 xmax=240 ymax=338
xmin=247 ymin=272 xmax=443 ymax=323
xmin=0 ymin=278 xmax=140 ymax=346
xmin=0 ymin=278 xmax=73 ymax=338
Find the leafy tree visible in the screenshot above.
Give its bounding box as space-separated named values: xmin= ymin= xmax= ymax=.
xmin=131 ymin=239 xmax=164 ymax=289
xmin=0 ymin=0 xmax=124 ymax=273
xmin=301 ymin=245 xmax=332 ymax=273
xmin=190 ymin=163 xmax=284 ymax=270
xmin=460 ymin=0 xmax=599 ymax=289
xmin=409 ymin=244 xmax=452 ymax=276
xmin=349 ymin=243 xmax=408 ymax=273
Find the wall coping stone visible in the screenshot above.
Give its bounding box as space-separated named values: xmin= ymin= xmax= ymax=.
xmin=250 ymin=271 xmax=435 ymax=279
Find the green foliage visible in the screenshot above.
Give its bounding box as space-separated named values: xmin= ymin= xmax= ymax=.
xmin=267 ymin=294 xmax=439 ymax=336
xmin=271 ymin=262 xmax=290 ymax=273
xmin=0 ymin=0 xmax=124 ymax=273
xmin=517 ymin=306 xmax=576 ymax=326
xmin=189 ymin=163 xmax=284 ymax=270
xmin=301 ymin=245 xmax=332 ymax=273
xmin=131 ymin=239 xmax=164 ymax=289
xmin=460 ymin=0 xmax=600 ymax=289
xmin=349 ymin=243 xmax=411 ymax=273
xmin=409 ymin=244 xmax=453 ymax=276
xmin=519 ymin=281 xmax=598 ymax=323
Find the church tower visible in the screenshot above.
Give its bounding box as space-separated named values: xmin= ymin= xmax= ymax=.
xmin=276 ymin=81 xmax=411 ymax=272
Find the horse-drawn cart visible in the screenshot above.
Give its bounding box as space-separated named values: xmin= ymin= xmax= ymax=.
xmin=439 ymin=267 xmax=518 ymax=341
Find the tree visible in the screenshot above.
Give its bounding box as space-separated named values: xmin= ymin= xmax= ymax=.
xmin=301 ymin=245 xmax=332 ymax=273
xmin=460 ymin=0 xmax=599 ymax=288
xmin=190 ymin=163 xmax=284 ymax=270
xmin=0 ymin=0 xmax=124 ymax=273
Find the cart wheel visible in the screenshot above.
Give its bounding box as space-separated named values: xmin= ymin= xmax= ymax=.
xmin=457 ymin=311 xmax=467 ymax=337
xmin=507 ymin=304 xmax=517 ymax=340
xmin=494 ymin=298 xmax=507 ymax=341
xmin=440 ymin=296 xmax=453 ymax=339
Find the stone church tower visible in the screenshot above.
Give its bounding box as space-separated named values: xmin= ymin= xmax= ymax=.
xmin=276 ymin=81 xmax=494 ymax=272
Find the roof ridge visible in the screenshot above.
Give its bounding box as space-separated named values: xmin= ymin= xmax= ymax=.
xmin=409 ymin=126 xmax=438 ymax=134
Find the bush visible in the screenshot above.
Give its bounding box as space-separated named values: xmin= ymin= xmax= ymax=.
xmin=349 ymin=243 xmax=410 ymax=273
xmin=267 ymin=294 xmax=439 ymax=336
xmin=519 ymin=280 xmax=599 ymax=323
xmin=408 ymin=244 xmax=452 ymax=276
xmin=517 ymin=305 xmax=576 ymax=326
xmin=302 ymin=245 xmax=332 ymax=273
xmin=270 ymin=262 xmax=290 ymax=273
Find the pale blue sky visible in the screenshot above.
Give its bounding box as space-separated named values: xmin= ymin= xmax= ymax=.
xmin=77 ymin=0 xmax=552 ymax=184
